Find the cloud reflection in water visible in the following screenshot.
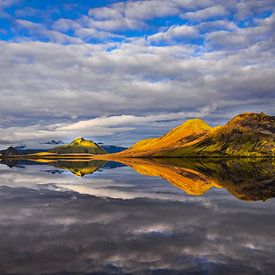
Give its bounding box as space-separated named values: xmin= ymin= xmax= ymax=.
xmin=0 ymin=158 xmax=274 ymax=274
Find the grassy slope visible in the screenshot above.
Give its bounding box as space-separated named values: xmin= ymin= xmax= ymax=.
xmin=49 ymin=137 xmax=107 ymax=155
xmin=117 ymin=113 xmax=274 ymax=158
xmin=155 ymin=113 xmax=275 ymax=157
xmin=117 ymin=119 xmax=213 ymax=157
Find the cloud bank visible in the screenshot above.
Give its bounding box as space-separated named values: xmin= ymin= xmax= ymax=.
xmin=0 ymin=0 xmax=274 ymax=146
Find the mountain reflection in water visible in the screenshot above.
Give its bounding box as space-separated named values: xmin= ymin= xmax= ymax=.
xmin=2 ymin=157 xmax=274 ymax=201
xmin=0 ymin=157 xmax=274 ymax=274
xmin=114 ymin=158 xmax=275 ymax=201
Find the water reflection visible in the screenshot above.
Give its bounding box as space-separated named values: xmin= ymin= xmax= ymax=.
xmin=0 ymin=157 xmax=274 ymax=274
xmin=2 ymin=157 xmax=274 ymax=201
xmin=114 ymin=158 xmax=275 ymax=201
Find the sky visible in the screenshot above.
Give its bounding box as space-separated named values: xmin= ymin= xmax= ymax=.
xmin=0 ymin=0 xmax=274 ymax=148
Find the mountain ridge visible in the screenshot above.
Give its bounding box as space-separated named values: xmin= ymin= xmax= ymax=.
xmin=113 ymin=112 xmax=275 ymax=157
xmin=119 ymin=118 xmax=214 ymax=157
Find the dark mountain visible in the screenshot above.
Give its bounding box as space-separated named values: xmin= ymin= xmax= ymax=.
xmin=0 ymin=146 xmax=18 ymax=156
xmin=43 ymin=140 xmax=64 ymax=145
xmin=17 ymin=148 xmax=44 ymax=154
xmin=102 ymin=145 xmax=127 ymax=153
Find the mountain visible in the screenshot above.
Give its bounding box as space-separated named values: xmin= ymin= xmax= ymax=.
xmin=49 ymin=137 xmax=107 ymax=155
xmin=0 ymin=146 xmax=18 ymax=156
xmin=102 ymin=145 xmax=127 ymax=153
xmin=17 ymin=148 xmax=44 ymax=154
xmin=161 ymin=112 xmax=275 ymax=157
xmin=116 ymin=118 xmax=213 ymax=157
xmin=43 ymin=140 xmax=64 ymax=145
xmin=115 ymin=112 xmax=275 ymax=157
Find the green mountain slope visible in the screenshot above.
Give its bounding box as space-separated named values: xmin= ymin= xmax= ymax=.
xmin=115 ymin=112 xmax=275 ymax=157
xmin=160 ymin=112 xmax=275 ymax=157
xmin=49 ymin=137 xmax=107 ymax=155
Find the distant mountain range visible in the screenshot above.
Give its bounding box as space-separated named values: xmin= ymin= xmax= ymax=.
xmin=115 ymin=112 xmax=274 ymax=157
xmin=0 ymin=147 xmax=18 ymax=156
xmin=0 ymin=142 xmax=126 ymax=157
xmin=102 ymin=145 xmax=127 ymax=153
xmin=0 ymin=112 xmax=274 ymax=158
xmin=42 ymin=140 xmax=64 ymax=145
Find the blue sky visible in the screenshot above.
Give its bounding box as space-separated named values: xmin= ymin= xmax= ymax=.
xmin=0 ymin=0 xmax=274 ymax=147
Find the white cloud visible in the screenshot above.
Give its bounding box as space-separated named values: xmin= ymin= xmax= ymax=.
xmin=206 ymin=13 xmax=275 ymax=50
xmin=181 ymin=5 xmax=228 ymax=21
xmin=0 ymin=110 xmax=217 ymax=147
xmin=16 ymin=19 xmax=83 ymax=44
xmin=0 ymin=29 xmax=274 ymax=146
xmin=52 ymin=18 xmax=81 ymax=32
xmin=58 ymin=111 xmax=213 ymax=131
xmin=86 ymin=0 xmax=212 ymax=32
xmin=198 ymin=20 xmax=237 ymax=33
xmin=148 ymin=25 xmax=199 ymax=43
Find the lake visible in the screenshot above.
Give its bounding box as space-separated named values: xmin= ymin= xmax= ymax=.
xmin=0 ymin=158 xmax=274 ymax=274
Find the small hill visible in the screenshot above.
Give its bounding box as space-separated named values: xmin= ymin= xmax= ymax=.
xmin=114 ymin=112 xmax=274 ymax=157
xmin=49 ymin=137 xmax=107 ymax=155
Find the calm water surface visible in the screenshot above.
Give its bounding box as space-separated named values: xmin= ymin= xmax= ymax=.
xmin=0 ymin=158 xmax=274 ymax=274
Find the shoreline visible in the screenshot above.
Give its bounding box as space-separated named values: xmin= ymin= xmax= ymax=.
xmin=0 ymin=154 xmax=274 ymax=161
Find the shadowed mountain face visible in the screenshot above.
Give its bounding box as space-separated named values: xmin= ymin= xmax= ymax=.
xmin=49 ymin=137 xmax=107 ymax=155
xmin=0 ymin=146 xmax=18 ymax=156
xmin=116 ymin=112 xmax=275 ymax=157
xmin=113 ymin=158 xmax=275 ymax=201
xmin=102 ymin=145 xmax=127 ymax=153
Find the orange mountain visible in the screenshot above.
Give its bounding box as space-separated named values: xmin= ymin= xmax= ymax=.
xmin=117 ymin=119 xmax=213 ymax=157
xmin=113 ymin=112 xmax=274 ymax=157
